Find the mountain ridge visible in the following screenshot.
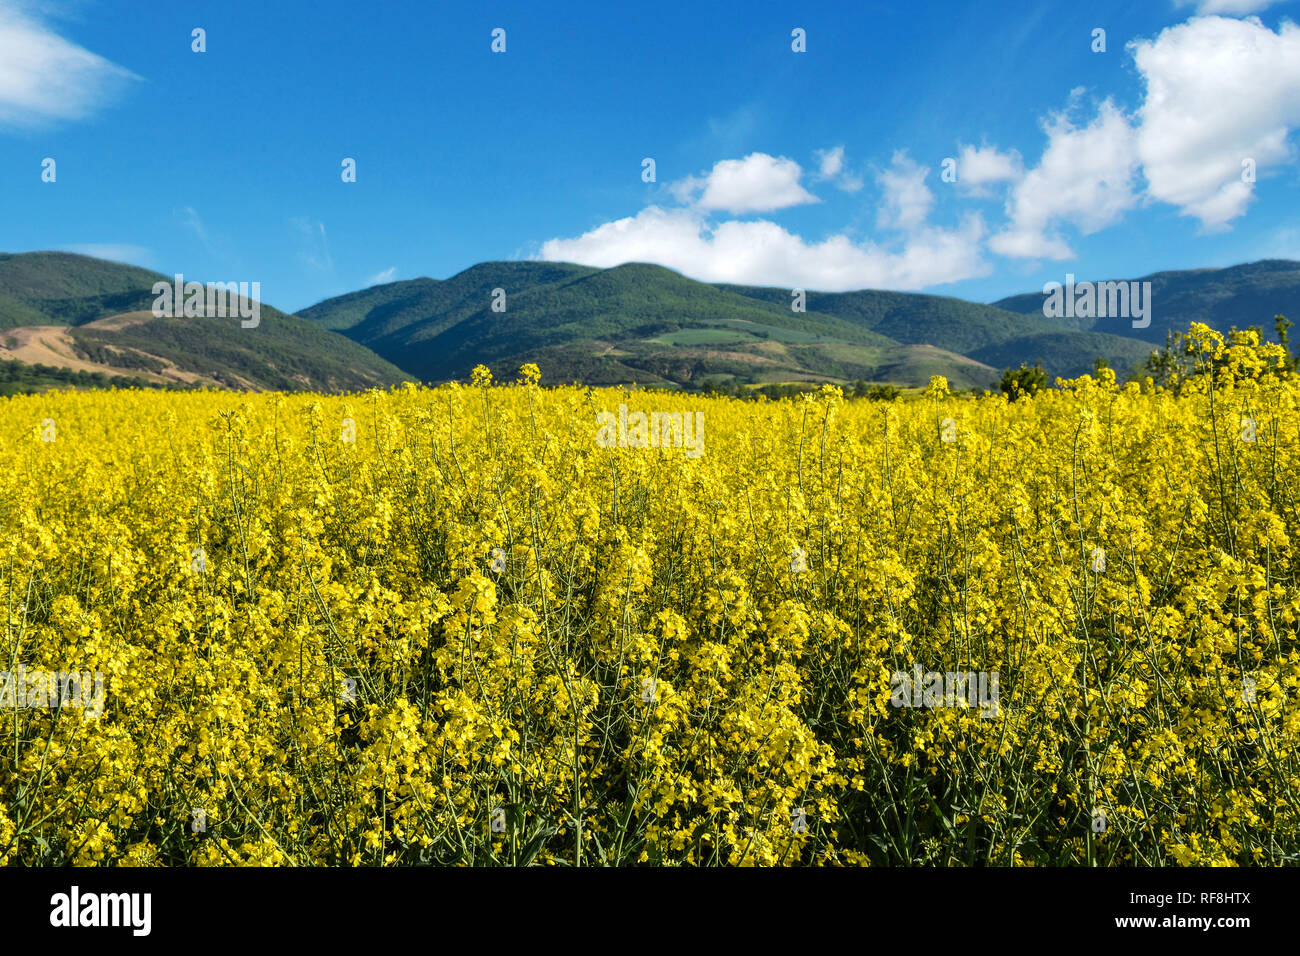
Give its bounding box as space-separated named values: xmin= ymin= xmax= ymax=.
xmin=3 ymin=251 xmax=1297 ymax=393
xmin=0 ymin=252 xmax=413 ymax=392
xmin=300 ymin=257 xmax=1300 ymax=388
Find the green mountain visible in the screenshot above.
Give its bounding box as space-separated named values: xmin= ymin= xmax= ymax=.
xmin=966 ymin=331 xmax=1153 ymax=376
xmin=307 ymin=258 xmax=1300 ymax=388
xmin=992 ymin=260 xmax=1300 ymax=345
xmin=0 ymin=252 xmax=412 ymax=392
xmin=299 ymin=261 xmax=1010 ymax=389
xmin=9 ymin=252 xmax=1296 ymax=394
xmin=714 ymin=285 xmax=1045 ymax=354
xmin=302 ymin=260 xmax=1200 ymax=389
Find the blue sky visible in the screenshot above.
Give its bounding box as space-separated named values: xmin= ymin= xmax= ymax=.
xmin=3 ymin=0 xmax=1300 ymax=312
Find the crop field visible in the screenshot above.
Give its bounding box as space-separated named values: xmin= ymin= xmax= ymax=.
xmin=1 ymin=330 xmax=1298 ymax=867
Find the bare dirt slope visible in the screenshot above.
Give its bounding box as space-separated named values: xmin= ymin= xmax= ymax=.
xmin=0 ymin=314 xmax=224 ymax=386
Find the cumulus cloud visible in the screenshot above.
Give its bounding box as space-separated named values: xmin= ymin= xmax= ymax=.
xmin=1131 ymin=15 xmax=1300 ymax=229
xmin=538 ymin=204 xmax=988 ymax=291
xmin=954 ymin=143 xmax=1024 ymax=196
xmin=875 ymin=151 xmax=935 ymax=232
xmin=984 ymin=15 xmax=1300 ymax=250
xmin=990 ymin=98 xmax=1139 ymax=259
xmin=670 ymin=152 xmax=820 ymax=213
xmin=539 ymin=12 xmax=1300 ymax=285
xmin=0 ymin=4 xmax=138 ymax=127
xmin=813 ymin=145 xmax=864 ymax=192
xmin=816 ymin=146 xmax=845 ymax=179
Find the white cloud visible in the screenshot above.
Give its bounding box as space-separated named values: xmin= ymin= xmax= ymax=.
xmin=538 ymin=205 xmax=988 ymax=291
xmin=991 ymin=98 xmax=1139 ymax=259
xmin=816 ymin=146 xmax=845 ymax=179
xmin=367 ymin=266 xmax=398 ymax=286
xmin=541 ymin=12 xmax=1300 ymax=287
xmin=875 ymin=151 xmax=934 ymax=231
xmin=987 ymin=228 xmax=1073 ymax=261
xmin=1174 ymin=0 xmax=1287 ymax=14
xmin=0 ymin=4 xmax=138 ymax=127
xmin=983 ymin=15 xmax=1300 ymax=249
xmin=60 ymin=244 xmax=153 ymax=267
xmin=813 ymin=145 xmax=864 ymax=192
xmin=955 ymin=143 xmax=1024 ymax=196
xmin=1131 ymin=15 xmax=1300 ymax=229
xmin=670 ymin=152 xmax=820 ymax=213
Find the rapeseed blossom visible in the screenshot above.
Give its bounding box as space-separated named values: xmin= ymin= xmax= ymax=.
xmin=1 ymin=343 xmax=1297 ymax=866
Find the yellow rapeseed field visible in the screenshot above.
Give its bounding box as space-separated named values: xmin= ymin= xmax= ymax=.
xmin=2 ymin=325 xmax=1298 ymax=866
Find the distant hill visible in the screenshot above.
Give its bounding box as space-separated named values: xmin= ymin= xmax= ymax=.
xmin=0 ymin=253 xmax=412 ymax=392
xmin=8 ymin=252 xmax=1296 ymax=393
xmin=301 ymin=261 xmax=1018 ymax=389
xmin=992 ymin=259 xmax=1300 ymax=346
xmin=306 ymin=259 xmax=1266 ymax=389
xmin=966 ymin=331 xmax=1153 ymax=376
